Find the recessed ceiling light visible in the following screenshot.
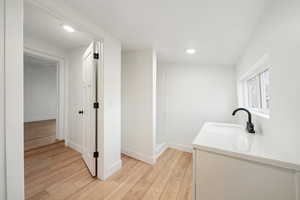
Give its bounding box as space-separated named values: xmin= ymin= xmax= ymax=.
xmin=62 ymin=25 xmax=75 ymax=33
xmin=185 ymin=49 xmax=196 ymax=54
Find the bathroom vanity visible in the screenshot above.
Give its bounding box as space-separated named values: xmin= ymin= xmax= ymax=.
xmin=193 ymin=122 xmax=300 ymax=200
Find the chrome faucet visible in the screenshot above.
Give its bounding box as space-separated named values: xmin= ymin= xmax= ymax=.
xmin=232 ymin=108 xmax=255 ymax=134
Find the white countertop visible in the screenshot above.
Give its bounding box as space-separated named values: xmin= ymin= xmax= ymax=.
xmin=193 ymin=122 xmax=300 ymax=171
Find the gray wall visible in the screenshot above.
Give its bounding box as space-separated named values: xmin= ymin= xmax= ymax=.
xmin=24 ymin=57 xmax=57 ymax=122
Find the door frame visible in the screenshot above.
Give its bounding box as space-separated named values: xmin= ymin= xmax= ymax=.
xmin=0 ymin=0 xmax=5 ymax=199
xmin=1 ymin=0 xmax=24 ymax=199
xmin=24 ymin=47 xmax=66 ymax=141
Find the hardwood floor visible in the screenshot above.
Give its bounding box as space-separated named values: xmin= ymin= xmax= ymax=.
xmin=24 ymin=119 xmax=58 ymax=151
xmin=25 ymin=142 xmax=193 ymax=200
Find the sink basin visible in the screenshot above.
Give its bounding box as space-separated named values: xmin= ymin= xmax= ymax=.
xmin=194 ymin=122 xmax=252 ymax=153
xmin=193 ymin=122 xmax=300 ymax=171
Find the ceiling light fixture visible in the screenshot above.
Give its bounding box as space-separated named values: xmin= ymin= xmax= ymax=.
xmin=185 ymin=48 xmax=196 ymax=54
xmin=62 ymin=25 xmax=75 ymax=33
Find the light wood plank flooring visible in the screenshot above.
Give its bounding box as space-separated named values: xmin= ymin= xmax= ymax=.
xmin=24 ymin=119 xmax=58 ymax=151
xmin=25 ymin=142 xmax=193 ymax=200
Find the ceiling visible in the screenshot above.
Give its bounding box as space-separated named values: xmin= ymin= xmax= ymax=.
xmin=24 ymin=2 xmax=93 ymax=51
xmin=50 ymin=0 xmax=270 ymax=65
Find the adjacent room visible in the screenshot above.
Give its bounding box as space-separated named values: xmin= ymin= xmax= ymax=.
xmin=23 ymin=53 xmax=58 ymax=150
xmin=2 ymin=0 xmax=300 ymax=200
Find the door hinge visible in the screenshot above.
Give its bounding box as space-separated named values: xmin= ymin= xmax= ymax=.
xmin=93 ymin=102 xmax=99 ymax=109
xmin=93 ymin=151 xmax=99 ymax=158
xmin=93 ymin=53 xmax=99 ymax=60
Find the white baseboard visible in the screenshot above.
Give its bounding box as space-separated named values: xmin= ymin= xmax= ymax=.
xmin=122 ymin=148 xmax=156 ymax=165
xmin=168 ymin=143 xmax=193 ymax=153
xmin=24 ymin=113 xmax=56 ymax=123
xmin=101 ymin=159 xmax=122 ymax=180
xmin=66 ymin=140 xmax=82 ymax=153
xmin=155 ymin=143 xmax=168 ymax=159
xmin=122 ymin=143 xmax=191 ymax=165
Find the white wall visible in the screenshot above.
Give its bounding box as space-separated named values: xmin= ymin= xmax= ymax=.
xmin=158 ymin=64 xmax=237 ymax=151
xmin=67 ymin=47 xmax=86 ymax=151
xmin=236 ymin=0 xmax=300 ymax=157
xmin=102 ymin=37 xmax=122 ymax=178
xmin=122 ymin=49 xmax=157 ymax=164
xmin=156 ymin=63 xmax=167 ymax=146
xmin=24 ymin=60 xmax=57 ymax=122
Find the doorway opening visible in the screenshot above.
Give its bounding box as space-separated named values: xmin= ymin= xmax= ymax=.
xmin=23 ymin=1 xmax=104 ymax=198
xmin=23 ymin=52 xmax=61 ymax=151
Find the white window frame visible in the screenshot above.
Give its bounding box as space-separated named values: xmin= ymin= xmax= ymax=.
xmin=238 ymin=54 xmax=270 ymax=119
xmin=243 ymin=69 xmax=270 ymax=114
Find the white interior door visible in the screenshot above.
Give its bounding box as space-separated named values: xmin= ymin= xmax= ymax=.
xmin=81 ymin=42 xmax=98 ymax=177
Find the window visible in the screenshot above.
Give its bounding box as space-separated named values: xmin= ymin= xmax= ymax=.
xmin=244 ymin=69 xmax=270 ymax=115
